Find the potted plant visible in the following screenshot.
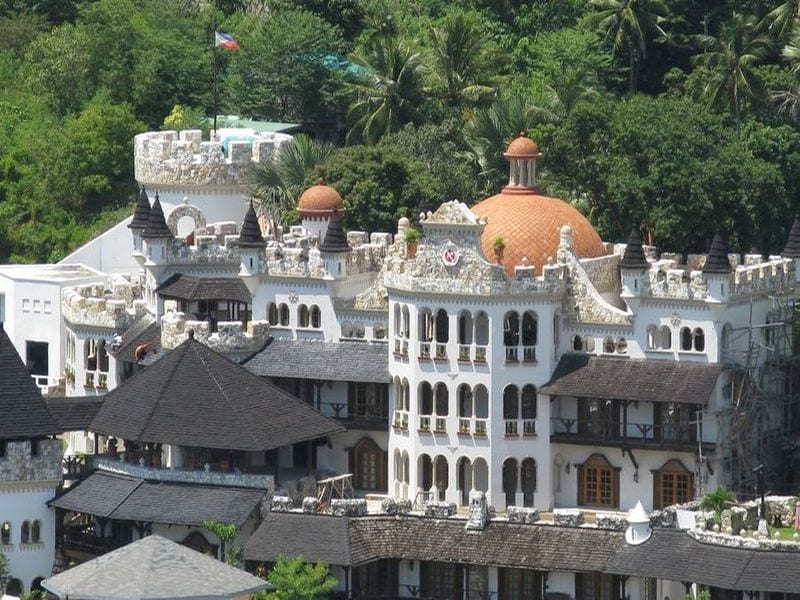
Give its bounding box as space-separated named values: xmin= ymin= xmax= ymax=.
xmin=405 ymin=227 xmax=420 ymax=259
xmin=700 ymin=484 xmax=737 ymax=527
xmin=493 ymin=236 xmax=506 ymax=264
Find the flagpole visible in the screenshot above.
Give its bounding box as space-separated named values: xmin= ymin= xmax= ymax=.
xmin=212 ymin=26 xmax=218 ymax=135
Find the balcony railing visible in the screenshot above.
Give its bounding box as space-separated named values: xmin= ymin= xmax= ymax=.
xmin=63 ymin=529 xmax=126 ymax=558
xmin=321 ymin=402 xmax=388 ymax=430
xmin=458 ymin=344 xmax=470 ymax=361
xmin=419 ymin=416 xmax=431 ymax=432
xmin=434 ymin=417 xmax=447 ymax=433
xmin=393 ymin=410 xmax=409 ymax=430
xmin=474 ymin=345 xmax=487 ymax=362
xmin=550 ymin=417 xmax=700 ymax=447
xmin=394 ymin=338 xmax=409 ymax=357
xmin=504 ymin=419 xmax=518 ymax=435
xmin=458 ymin=417 xmax=487 ymax=435
xmin=522 ymin=419 xmax=536 ymax=435
xmin=419 ymin=341 xmax=431 ymax=358
xmin=522 ymin=345 xmax=536 ymax=362
xmin=505 ymin=347 xmax=518 ymax=362
xmin=434 ymin=343 xmax=447 ymax=360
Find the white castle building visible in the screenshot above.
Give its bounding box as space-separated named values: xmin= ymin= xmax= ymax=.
xmin=2 ymin=129 xmax=800 ymax=599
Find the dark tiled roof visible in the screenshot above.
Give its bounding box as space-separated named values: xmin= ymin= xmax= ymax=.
xmin=783 ymin=217 xmax=800 ymax=258
xmin=90 ymin=338 xmax=344 ymax=451
xmin=319 ymin=212 xmax=350 ymax=253
xmin=45 ymin=396 xmax=105 ymax=431
xmin=142 ymin=196 xmax=173 ymax=239
xmin=128 ymin=187 xmax=151 ymax=230
xmin=619 ymin=228 xmax=649 ymax=269
xmin=608 ymin=528 xmax=800 ymax=594
xmin=110 ymin=316 xmax=161 ymax=364
xmin=238 ymin=202 xmax=266 ymax=247
xmin=242 ymin=338 xmax=389 ymax=383
xmin=155 ymin=274 xmax=251 ymax=303
xmin=244 ymin=514 xmax=622 ymax=570
xmin=539 ymin=354 xmax=721 ymax=405
xmin=703 ymin=232 xmax=732 ymax=274
xmin=50 ymin=470 xmax=265 ymax=526
xmin=0 ymin=325 xmax=60 ymax=439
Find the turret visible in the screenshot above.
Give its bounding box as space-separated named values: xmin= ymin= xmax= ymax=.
xmin=237 ymin=200 xmax=267 ymax=293
xmin=142 ymin=194 xmax=173 ymax=267
xmin=502 ymin=132 xmax=542 ymax=193
xmin=702 ymin=232 xmax=733 ymax=303
xmin=128 ymin=186 xmax=151 ymax=255
xmin=625 ymin=501 xmax=652 ymax=545
xmin=619 ymin=227 xmax=650 ymax=299
xmin=319 ymin=211 xmax=350 ymax=279
xmin=782 ymin=217 xmax=800 ymax=284
xmin=298 ymin=178 xmax=344 ymax=242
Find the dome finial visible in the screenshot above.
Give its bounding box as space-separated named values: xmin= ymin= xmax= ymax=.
xmin=317 ymin=177 xmax=326 ymax=186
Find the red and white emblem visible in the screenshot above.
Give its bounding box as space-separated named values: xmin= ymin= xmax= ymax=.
xmin=441 ymin=243 xmax=460 ymax=267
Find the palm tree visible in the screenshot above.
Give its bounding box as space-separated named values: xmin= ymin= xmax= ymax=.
xmin=782 ymin=24 xmax=800 ymax=75
xmin=693 ymin=13 xmax=771 ymax=131
xmin=246 ymin=134 xmax=335 ymax=234
xmin=700 ymin=485 xmax=736 ymax=526
xmin=428 ymin=13 xmax=504 ymax=107
xmin=346 ymin=35 xmax=425 ymax=145
xmin=772 ymin=26 xmax=800 ymax=123
xmin=584 ymin=0 xmax=668 ymax=92
xmin=760 ymin=0 xmax=800 ymax=44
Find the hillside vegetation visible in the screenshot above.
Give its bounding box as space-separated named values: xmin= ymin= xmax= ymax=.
xmin=2 ymin=0 xmax=800 ymax=262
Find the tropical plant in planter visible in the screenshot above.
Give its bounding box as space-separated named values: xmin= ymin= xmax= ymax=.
xmin=493 ymin=236 xmax=506 ymax=263
xmin=405 ymin=227 xmax=421 ymax=259
xmin=700 ymin=484 xmax=737 ymax=526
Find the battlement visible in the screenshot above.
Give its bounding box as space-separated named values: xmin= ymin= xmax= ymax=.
xmin=134 ymin=129 xmax=292 ymax=187
xmin=0 ymin=439 xmax=62 ymax=483
xmin=160 ymin=311 xmax=270 ymax=353
xmin=62 ymin=275 xmax=147 ymax=330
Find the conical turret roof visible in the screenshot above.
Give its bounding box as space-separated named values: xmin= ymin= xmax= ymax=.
xmin=319 ymin=211 xmax=350 ymax=253
xmin=619 ymin=227 xmax=649 ymax=270
xmin=128 ymin=187 xmax=151 ymax=230
xmin=783 ymin=217 xmax=800 ymax=258
xmin=142 ymin=194 xmax=173 ymax=239
xmin=702 ymin=232 xmax=732 ymax=274
xmin=238 ymin=201 xmax=266 ymax=247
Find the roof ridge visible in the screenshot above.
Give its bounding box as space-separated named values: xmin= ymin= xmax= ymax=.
xmin=135 ymin=341 xmax=187 ymax=442
xmin=105 ymin=476 xmax=145 ymax=519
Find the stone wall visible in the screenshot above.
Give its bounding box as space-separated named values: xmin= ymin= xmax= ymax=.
xmin=0 ymin=440 xmax=62 ymax=482
xmin=134 ymin=129 xmax=292 ymax=186
xmin=62 ymin=276 xmax=147 ymax=329
xmin=160 ymin=312 xmax=270 ymax=352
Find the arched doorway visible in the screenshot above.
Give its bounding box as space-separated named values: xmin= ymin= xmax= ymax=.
xmin=350 ymin=438 xmax=387 ymax=491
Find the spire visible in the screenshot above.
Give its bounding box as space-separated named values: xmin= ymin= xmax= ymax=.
xmin=703 ymin=232 xmax=732 ymax=274
xmin=619 ymin=227 xmax=649 ymax=269
xmin=238 ymin=201 xmax=266 ymax=247
xmin=783 ymin=217 xmax=800 ymax=258
xmin=319 ymin=211 xmax=350 ymax=253
xmin=142 ymin=194 xmax=173 ymax=239
xmin=128 ymin=186 xmax=151 ymax=230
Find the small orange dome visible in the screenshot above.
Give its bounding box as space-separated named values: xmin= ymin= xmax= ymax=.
xmin=504 ymin=132 xmax=541 ymax=158
xmin=472 ymin=192 xmax=605 ymax=276
xmin=298 ymin=178 xmax=343 ymax=215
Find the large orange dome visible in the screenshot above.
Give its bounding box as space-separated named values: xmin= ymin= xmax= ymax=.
xmin=298 ymin=178 xmax=343 ymax=216
xmin=472 ymin=192 xmax=606 ymax=275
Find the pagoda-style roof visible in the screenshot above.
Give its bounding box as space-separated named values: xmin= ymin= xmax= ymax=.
xmin=142 ymin=196 xmax=173 ymax=239
xmin=237 ymin=201 xmax=266 ymax=247
xmin=0 ymin=324 xmax=60 ymax=439
xmin=128 ymin=187 xmax=151 ymax=230
xmin=702 ymin=233 xmax=732 ymax=274
xmin=783 ymin=217 xmax=800 ymax=259
xmin=155 ymin=274 xmax=251 ymax=304
xmin=90 ymin=337 xmax=344 ymax=451
xmin=619 ymin=228 xmax=649 ymax=269
xmin=319 ymin=212 xmax=350 ymax=253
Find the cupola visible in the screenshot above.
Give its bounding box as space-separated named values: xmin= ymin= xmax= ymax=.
xmin=502 ymin=132 xmax=542 ymax=193
xmin=620 ymin=227 xmax=650 ymax=299
xmin=142 ymin=194 xmax=173 ymax=265
xmin=298 ymin=178 xmax=344 ymax=242
xmin=625 ymin=501 xmax=652 ymax=545
xmin=129 ymin=186 xmax=152 ymax=253
xmin=702 ymin=232 xmax=733 ymax=303
xmin=319 ymin=211 xmax=350 ymax=279
xmin=237 ymin=201 xmax=267 ymax=281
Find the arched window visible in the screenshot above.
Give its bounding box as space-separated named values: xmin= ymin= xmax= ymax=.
xmin=680 ymin=327 xmax=692 ymax=351
xmin=31 ymin=520 xmax=40 ymax=544
xmin=401 ymin=306 xmax=410 ymax=338
xmin=268 ymin=302 xmax=278 ymax=325
xmin=473 ymin=458 xmax=489 ymax=493
xmin=646 ymin=325 xmax=657 ymax=349
xmin=458 ymin=311 xmax=473 ymax=345
xmin=373 ymin=322 xmax=386 ymax=340
xmin=522 ymin=311 xmax=538 ymax=346
xmin=457 ymin=457 xmax=472 ymax=505
xmin=521 ymin=385 xmax=537 ymax=421
xmin=653 ymin=459 xmax=694 ymax=509
xmin=278 ymin=303 xmax=290 ymax=326
xmin=434 ymin=309 xmax=449 ymax=343
xmin=577 ymin=454 xmax=620 ymax=508
xmin=98 ymin=340 xmax=109 ymax=373
xmin=434 ymin=383 xmax=448 ymax=417
xmin=298 ymin=304 xmax=309 ymax=328
xmin=310 ymin=305 xmax=321 ymax=328
xmin=572 ymin=335 xmax=584 ymax=351
xmin=353 ymin=322 xmax=365 ymax=339
xmin=419 ymin=382 xmax=433 ymax=416
xmin=85 ymin=338 xmax=97 ymax=371
xmin=659 ymin=325 xmax=671 ymax=349
xmin=603 ymin=337 xmax=615 ymax=354
xmin=502 ymin=458 xmax=518 ymax=508
xmin=419 ymin=308 xmax=434 ymax=342
xmin=692 ymin=328 xmax=705 ymax=352
xmin=20 ymin=521 xmax=29 ymax=544
xmin=457 ymin=384 xmax=472 ymax=418
xmin=419 ymin=454 xmax=433 ymax=492
xmin=503 ymin=385 xmax=519 ymax=435
xmin=434 ymin=456 xmax=449 ymax=501
xmin=616 ymin=337 xmax=627 ymax=354
xmin=341 ymin=321 xmax=353 ymax=338
xmin=504 ymin=312 xmax=520 ymax=347
xmin=721 ymin=322 xmax=733 ymax=357
xmin=521 ymin=458 xmax=537 ymax=507
xmin=474 ymin=311 xmax=489 ymax=346
xmin=351 ymin=438 xmax=387 ymax=491
xmin=400 ymin=378 xmax=410 ymax=411
xmin=1 ymin=521 xmax=10 ymax=544
xmin=393 ymin=304 xmax=401 ymax=336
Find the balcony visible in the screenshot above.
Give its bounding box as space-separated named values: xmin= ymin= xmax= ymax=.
xmin=550 ymin=417 xmax=710 ymax=451
xmin=63 ymin=527 xmax=127 ymax=561
xmin=522 ymin=345 xmax=536 ymax=363
xmin=393 ymin=338 xmax=409 ymax=357
xmin=434 ymin=343 xmax=447 ymax=360
xmin=458 ymin=417 xmax=487 ymax=436
xmin=419 ymin=341 xmax=431 ymax=358
xmin=392 ymin=410 xmax=409 ymax=431
xmin=322 ymin=401 xmax=388 ymax=431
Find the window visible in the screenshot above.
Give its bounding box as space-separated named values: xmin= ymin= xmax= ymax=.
xmin=578 ymin=399 xmax=620 ymax=439
xmin=22 ymin=298 xmax=30 ymax=312
xmin=521 ymin=458 xmax=537 ymax=507
xmin=504 ymin=311 xmax=520 ymax=347
xmin=575 ymin=572 xmax=623 ymax=600
xmin=347 ymin=383 xmax=388 ymax=422
xmin=420 ymin=562 xmax=463 ymax=600
xmin=30 ymin=439 xmax=39 ymax=457
xmin=521 ymin=311 xmax=538 ymax=346
xmin=20 ymin=521 xmax=29 ymax=544
xmin=503 ymin=458 xmax=518 ymax=508
xmin=603 ymin=337 xmax=615 ymax=353
xmin=31 ymin=520 xmax=40 ymax=543
xmin=350 ymin=438 xmax=386 ymax=491
xmin=503 ymin=385 xmax=519 ymax=432
xmin=341 ymin=321 xmax=353 ymax=338
xmin=653 ymin=460 xmax=694 ymax=509
xmin=26 ymin=341 xmax=49 ymax=377
xmin=680 ymin=327 xmax=692 ymax=350
xmin=499 ymin=568 xmax=544 ymax=600
xmin=298 ymin=304 xmax=309 ymax=327
xmin=373 ymin=322 xmax=386 ymax=340
xmin=352 ymin=559 xmax=398 ymax=597
xmin=267 ymin=302 xmax=278 ymax=325
xmin=693 ymin=327 xmax=705 ymax=352
xmin=521 ymin=385 xmax=537 ymax=420
xmin=278 ymin=303 xmax=290 ymax=326
xmin=353 ymin=322 xmax=365 ymax=338
xmin=655 ymin=403 xmax=697 ymax=443
xmin=1 ymin=521 xmax=10 ymax=545
xmin=577 ymin=454 xmax=620 ymax=508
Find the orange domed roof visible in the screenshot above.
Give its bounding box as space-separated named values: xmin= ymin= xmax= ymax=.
xmin=472 ymin=192 xmax=606 ymax=276
xmin=504 ymin=132 xmax=541 ymax=158
xmin=298 ymin=178 xmax=343 ymax=214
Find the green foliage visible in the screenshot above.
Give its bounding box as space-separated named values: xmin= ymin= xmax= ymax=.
xmin=201 ymin=520 xmax=242 ymax=566
xmin=256 ymin=555 xmax=338 ymax=600
xmin=0 ymin=549 xmax=8 ymax=580
xmin=492 ymin=235 xmax=505 ymax=250
xmin=162 ymin=104 xmax=209 ymax=134
xmin=700 ymin=485 xmax=737 ymax=524
xmin=404 ymin=227 xmax=420 ymax=243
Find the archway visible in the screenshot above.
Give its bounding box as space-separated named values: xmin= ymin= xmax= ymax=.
xmin=166 ymin=203 xmax=207 ymax=238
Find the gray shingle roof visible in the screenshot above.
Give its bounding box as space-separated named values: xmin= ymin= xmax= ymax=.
xmin=0 ymin=325 xmax=60 ymax=439
xmin=90 ymin=337 xmax=344 ymax=451
xmin=319 ymin=212 xmax=350 ymax=253
xmin=244 ymin=512 xmax=353 ymax=566
xmin=155 ymin=274 xmax=251 ymax=303
xmin=128 ymin=187 xmax=151 ymax=230
xmin=50 ymin=470 xmax=266 ymax=526
xmin=783 ymin=217 xmax=800 ymax=259
xmin=539 ymin=354 xmax=722 ymax=405
xmin=238 ymin=202 xmax=266 ymax=247
xmin=45 ymin=396 xmax=105 ymax=431
xmin=43 ymin=534 xmax=270 ymax=600
xmin=142 ymin=196 xmax=173 ymax=239
xmin=242 ymin=338 xmax=389 ymax=383
xmin=109 ymin=316 xmax=161 ymax=364
xmin=703 ymin=232 xmax=732 ymax=274
xmin=619 ymin=228 xmax=648 ymax=269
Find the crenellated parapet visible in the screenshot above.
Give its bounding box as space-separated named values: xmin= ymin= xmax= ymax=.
xmin=0 ymin=439 xmax=62 ymax=482
xmin=134 ymin=129 xmax=292 ymax=187
xmin=160 ymin=311 xmax=270 ymax=353
xmin=62 ymin=275 xmax=147 ymax=330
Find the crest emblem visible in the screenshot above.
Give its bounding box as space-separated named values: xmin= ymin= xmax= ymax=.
xmin=442 ymin=243 xmax=460 ymax=267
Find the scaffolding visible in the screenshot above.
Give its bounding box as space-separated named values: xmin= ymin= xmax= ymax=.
xmin=720 ymin=283 xmax=800 ymax=497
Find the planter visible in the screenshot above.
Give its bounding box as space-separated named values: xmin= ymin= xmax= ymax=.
xmin=406 ymin=241 xmax=418 ymax=259
xmin=494 ymin=247 xmax=504 ymax=264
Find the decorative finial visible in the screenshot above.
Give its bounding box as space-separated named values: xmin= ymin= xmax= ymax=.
xmin=518 ymin=131 xmax=527 ymax=137
xmin=317 ymin=177 xmax=326 ymax=186
xmin=187 ymin=329 xmax=195 ymax=340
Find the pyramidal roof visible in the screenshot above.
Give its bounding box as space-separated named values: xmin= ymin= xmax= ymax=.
xmin=128 ymin=187 xmax=152 ymax=230
xmin=142 ymin=195 xmax=173 ymax=239
xmin=0 ymin=324 xmax=60 ymax=439
xmin=90 ymin=336 xmax=344 ymax=451
xmin=702 ymin=233 xmax=732 ymax=274
xmin=619 ymin=228 xmax=649 ymax=269
xmin=238 ymin=201 xmax=266 ymax=247
xmin=319 ymin=211 xmax=350 ymax=253
xmin=783 ymin=217 xmax=800 ymax=259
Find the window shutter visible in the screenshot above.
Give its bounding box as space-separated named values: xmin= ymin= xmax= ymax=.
xmin=577 ymin=464 xmax=585 ymax=506
xmin=653 ymin=470 xmax=662 ymax=510
xmin=612 ymin=468 xmax=620 ymax=508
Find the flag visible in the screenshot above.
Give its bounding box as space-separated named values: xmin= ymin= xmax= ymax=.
xmin=215 ymin=31 xmax=239 ymax=51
